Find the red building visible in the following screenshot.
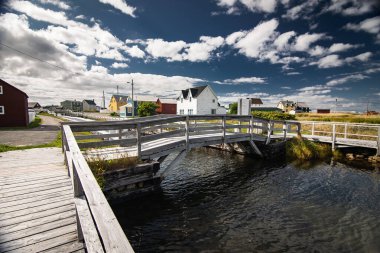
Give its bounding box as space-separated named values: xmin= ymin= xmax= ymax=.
xmin=156 ymin=98 xmax=177 ymax=114
xmin=0 ymin=79 xmax=29 ymax=127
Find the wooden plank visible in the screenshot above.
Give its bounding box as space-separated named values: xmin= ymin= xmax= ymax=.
xmin=141 ymin=129 xmax=185 ymax=142
xmin=0 ymin=198 xmax=74 ymax=221
xmin=0 ymin=191 xmax=72 ymax=209
xmin=40 ymin=241 xmax=85 ymax=253
xmin=75 ymin=132 xmax=123 ymax=140
xmin=77 ymin=138 xmax=137 ymax=149
xmin=160 ymin=150 xmax=187 ymax=176
xmin=0 ymin=182 xmax=72 ymax=199
xmin=0 ymin=203 xmax=75 ymax=227
xmin=4 ymin=229 xmax=79 ymax=253
xmin=0 ymin=216 xmax=76 ymax=244
xmin=0 ymin=176 xmax=68 ymax=190
xmin=0 ymin=194 xmax=72 ymax=214
xmin=1 ymin=186 xmax=73 ymax=203
xmin=63 ymin=125 xmax=134 ymax=253
xmin=0 ymin=210 xmax=75 ymax=235
xmin=74 ymin=196 xmax=105 ymax=253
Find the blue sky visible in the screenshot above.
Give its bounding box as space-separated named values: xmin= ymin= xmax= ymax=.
xmin=0 ymin=0 xmax=379 ymax=111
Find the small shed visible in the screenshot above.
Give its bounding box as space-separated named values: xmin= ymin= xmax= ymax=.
xmin=317 ymin=109 xmax=330 ymax=114
xmin=156 ymin=98 xmax=177 ymax=114
xmin=0 ymin=79 xmax=29 ymax=127
xmin=83 ymin=99 xmax=97 ymax=112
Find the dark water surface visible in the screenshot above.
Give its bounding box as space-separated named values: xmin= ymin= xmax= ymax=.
xmin=112 ymin=149 xmax=380 ymax=253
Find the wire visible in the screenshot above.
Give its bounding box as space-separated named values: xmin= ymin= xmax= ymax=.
xmin=0 ymin=42 xmax=129 ymax=85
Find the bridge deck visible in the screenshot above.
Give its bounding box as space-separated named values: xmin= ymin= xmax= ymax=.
xmin=0 ymin=148 xmax=85 ymax=253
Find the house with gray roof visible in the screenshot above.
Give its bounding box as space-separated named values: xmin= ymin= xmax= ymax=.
xmin=83 ymin=99 xmax=97 ymax=112
xmin=177 ymin=85 xmax=226 ymax=115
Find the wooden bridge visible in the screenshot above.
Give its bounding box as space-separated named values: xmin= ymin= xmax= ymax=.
xmin=1 ymin=115 xmax=379 ymax=252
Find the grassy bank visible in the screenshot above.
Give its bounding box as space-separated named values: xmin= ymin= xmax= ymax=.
xmin=286 ymin=137 xmax=333 ymax=161
xmin=0 ymin=132 xmax=62 ymax=153
xmin=296 ymin=113 xmax=380 ymax=124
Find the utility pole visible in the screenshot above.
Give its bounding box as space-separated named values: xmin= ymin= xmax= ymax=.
xmin=127 ymin=79 xmax=134 ymax=118
xmin=117 ymin=85 xmax=119 ymax=94
xmin=102 ymin=90 xmax=105 ymax=109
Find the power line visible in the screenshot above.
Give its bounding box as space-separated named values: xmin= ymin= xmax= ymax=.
xmin=0 ymin=42 xmax=129 ymax=85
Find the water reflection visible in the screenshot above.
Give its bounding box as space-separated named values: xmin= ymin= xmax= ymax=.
xmin=112 ymin=148 xmax=380 ymax=253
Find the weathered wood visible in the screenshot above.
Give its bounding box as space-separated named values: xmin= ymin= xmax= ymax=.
xmin=222 ymin=116 xmax=226 ymax=142
xmin=185 ymin=116 xmax=190 ymax=151
xmin=332 ymin=124 xmax=336 ymax=151
xmin=160 ymin=150 xmax=187 ymax=176
xmin=137 ymin=123 xmax=142 ymax=159
xmin=74 ymin=196 xmax=104 ymax=252
xmin=249 ymin=141 xmax=263 ymax=157
xmin=77 ymin=138 xmax=137 ymax=149
xmin=377 ymin=127 xmax=380 ymax=156
xmin=141 ymin=129 xmax=185 ymax=142
xmin=75 ymin=132 xmax=124 ymax=140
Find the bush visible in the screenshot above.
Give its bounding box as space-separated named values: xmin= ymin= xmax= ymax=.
xmin=138 ymin=102 xmax=158 ymax=117
xmin=110 ymin=112 xmax=118 ymax=117
xmin=286 ymin=137 xmax=331 ymax=161
xmin=252 ymin=111 xmax=295 ymax=120
xmin=28 ymin=116 xmax=41 ymax=128
xmin=229 ymin=102 xmax=237 ymax=114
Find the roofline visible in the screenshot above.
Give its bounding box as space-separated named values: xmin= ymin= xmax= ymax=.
xmin=0 ymin=79 xmax=28 ymax=98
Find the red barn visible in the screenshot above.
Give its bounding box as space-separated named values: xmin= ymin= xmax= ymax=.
xmin=0 ymin=79 xmax=29 ymax=127
xmin=156 ymin=98 xmax=177 ymax=114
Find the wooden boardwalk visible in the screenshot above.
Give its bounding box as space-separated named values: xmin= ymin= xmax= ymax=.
xmin=0 ymin=148 xmax=85 ymax=253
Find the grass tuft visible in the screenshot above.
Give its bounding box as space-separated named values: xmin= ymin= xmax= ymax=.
xmin=286 ymin=136 xmax=332 ymax=161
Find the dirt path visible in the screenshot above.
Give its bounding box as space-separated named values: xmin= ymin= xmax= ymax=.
xmin=0 ymin=115 xmax=63 ymax=146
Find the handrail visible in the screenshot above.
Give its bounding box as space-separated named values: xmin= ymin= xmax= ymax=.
xmin=62 ymin=125 xmax=135 ymax=253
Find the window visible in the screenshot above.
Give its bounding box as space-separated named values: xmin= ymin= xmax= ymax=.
xmin=211 ymin=109 xmax=216 ymax=114
xmin=181 ymin=98 xmax=183 ymax=103
xmin=127 ymin=107 xmax=132 ymax=113
xmin=189 ymin=97 xmax=192 ymax=102
xmin=0 ymin=106 xmax=4 ymax=115
xmin=0 ymin=86 xmax=2 ymax=94
xmin=180 ymin=109 xmax=184 ymax=115
xmin=188 ymin=109 xmax=193 ymax=115
xmin=212 ymin=99 xmax=215 ymax=103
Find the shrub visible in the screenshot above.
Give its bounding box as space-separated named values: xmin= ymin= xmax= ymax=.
xmin=110 ymin=112 xmax=118 ymax=117
xmin=28 ymin=116 xmax=42 ymax=128
xmin=138 ymin=102 xmax=158 ymax=117
xmin=286 ymin=136 xmax=331 ymax=161
xmin=228 ymin=102 xmax=237 ymax=114
xmin=252 ymin=111 xmax=296 ymax=120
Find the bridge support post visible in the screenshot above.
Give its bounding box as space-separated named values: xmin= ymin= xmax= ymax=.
xmin=283 ymin=122 xmax=287 ymax=140
xmin=249 ymin=141 xmax=263 ymax=157
xmin=137 ymin=123 xmax=142 ymax=159
xmin=332 ymin=124 xmax=336 ymax=151
xmin=185 ymin=116 xmax=190 ymax=151
xmin=249 ymin=116 xmax=253 ymax=141
xmin=265 ymin=121 xmax=273 ymax=145
xmin=377 ymin=127 xmax=380 ymax=156
xmin=344 ymin=124 xmax=348 ymax=139
xmin=222 ymin=116 xmax=226 ymax=143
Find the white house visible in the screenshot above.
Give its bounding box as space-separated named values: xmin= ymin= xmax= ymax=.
xmin=176 ymin=85 xmax=226 ymax=115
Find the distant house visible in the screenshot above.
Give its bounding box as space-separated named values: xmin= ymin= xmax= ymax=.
xmin=295 ymin=102 xmax=310 ymax=113
xmin=177 ymin=85 xmax=226 ymax=115
xmin=61 ymin=100 xmax=83 ymax=112
xmin=28 ymin=102 xmax=41 ymax=110
xmin=0 ymin=79 xmax=29 ymax=127
xmin=277 ymin=100 xmax=295 ymax=112
xmin=120 ymin=95 xmax=158 ymax=117
xmin=83 ymin=99 xmax=97 ymax=112
xmin=251 ymin=98 xmax=263 ymax=107
xmin=317 ymin=109 xmax=330 ymax=114
xmin=109 ymin=95 xmax=128 ymax=113
xmin=156 ymin=98 xmax=177 ymax=114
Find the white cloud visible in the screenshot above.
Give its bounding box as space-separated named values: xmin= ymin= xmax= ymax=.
xmin=345 ymin=16 xmax=380 ymax=43
xmin=274 ymin=31 xmax=296 ymax=51
xmin=225 ymin=31 xmax=247 ymax=45
xmin=111 ymin=62 xmax=129 ymax=69
xmin=184 ymin=36 xmax=224 ymax=62
xmin=145 ymin=39 xmax=187 ymax=61
xmin=232 ymin=19 xmax=278 ymax=58
xmin=38 ymin=0 xmax=70 ymax=10
xmin=223 ymin=76 xmax=266 ymax=84
xmin=293 ymin=33 xmax=326 ymax=51
xmin=75 ymin=15 xmax=86 ymax=20
xmin=98 ymin=0 xmax=136 ymax=17
xmin=285 ymin=72 xmax=301 ymax=76
xmin=124 ymin=45 xmax=145 ymax=58
xmin=326 ymin=74 xmax=368 ymax=86
xmin=326 ymin=0 xmax=378 ymax=16
xmin=216 ymin=0 xmax=277 ymax=14
xmin=328 ymin=43 xmax=361 ymax=53
xmin=345 ymin=52 xmax=372 ymax=63
xmin=310 ymin=52 xmax=372 ymax=69
xmin=282 ymin=0 xmax=319 ymax=20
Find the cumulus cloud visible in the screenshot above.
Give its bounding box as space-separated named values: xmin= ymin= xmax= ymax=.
xmin=345 ymin=16 xmax=380 ymax=43
xmin=98 ymin=0 xmax=136 ymax=17
xmin=38 ymin=0 xmax=70 ymax=10
xmin=325 ymin=0 xmax=378 ymax=16
xmin=326 ymin=74 xmax=368 ymax=86
xmin=310 ymin=52 xmax=372 ymax=68
xmin=223 ymin=76 xmax=266 ymax=84
xmin=111 ymin=62 xmax=129 ymax=69
xmin=292 ymin=33 xmax=326 ymax=52
xmin=216 ymin=0 xmax=277 ymax=14
xmin=282 ymin=0 xmax=320 ymax=20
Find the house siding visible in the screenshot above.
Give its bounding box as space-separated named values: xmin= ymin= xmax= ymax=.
xmin=0 ymin=79 xmax=29 ymax=127
xmin=196 ymin=87 xmax=219 ymax=114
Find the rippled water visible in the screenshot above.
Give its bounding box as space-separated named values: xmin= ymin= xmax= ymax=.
xmin=112 ymin=148 xmax=380 ymax=253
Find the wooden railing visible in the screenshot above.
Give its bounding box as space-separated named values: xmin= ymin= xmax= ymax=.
xmin=297 ymin=121 xmax=380 ymax=152
xmin=61 ymin=115 xmax=301 ymax=251
xmin=62 ymin=125 xmax=135 ymax=253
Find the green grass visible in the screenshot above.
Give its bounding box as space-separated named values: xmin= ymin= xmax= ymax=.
xmin=28 ymin=117 xmax=42 ymax=128
xmin=86 ymin=154 xmax=139 ymax=188
xmin=0 ymin=116 xmax=42 ymax=131
xmin=0 ymin=132 xmax=62 ymax=153
xmin=286 ymin=136 xmax=332 ymax=161
xmin=296 ymin=113 xmax=380 ymax=124
xmin=252 ymin=111 xmax=296 ymax=120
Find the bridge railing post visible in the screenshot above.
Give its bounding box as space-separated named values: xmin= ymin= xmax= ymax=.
xmin=185 ymin=116 xmax=190 ymax=151
xmin=72 ymin=159 xmax=84 ymax=242
xmin=332 ymin=124 xmax=336 ymax=151
xmin=265 ymin=121 xmax=272 ymax=145
xmin=377 ymin=127 xmax=380 ymax=156
xmin=344 ymin=123 xmax=348 ymax=139
xmin=283 ymin=122 xmax=287 ymax=140
xmin=249 ymin=116 xmax=253 ymax=141
xmin=137 ymin=123 xmax=142 ymax=159
xmin=222 ymin=116 xmax=226 ymax=142
xmin=297 ymin=122 xmax=302 ymax=137
xmin=311 ymin=122 xmax=315 ymax=136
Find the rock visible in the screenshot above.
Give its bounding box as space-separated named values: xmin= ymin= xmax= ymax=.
xmin=356 ymin=154 xmax=364 ymax=159
xmin=346 ymin=153 xmax=354 ymax=160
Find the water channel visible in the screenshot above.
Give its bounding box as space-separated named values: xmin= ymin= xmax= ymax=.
xmin=112 ymin=148 xmax=380 ymax=252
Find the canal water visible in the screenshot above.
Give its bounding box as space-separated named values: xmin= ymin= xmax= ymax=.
xmin=112 ymin=148 xmax=380 ymax=253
